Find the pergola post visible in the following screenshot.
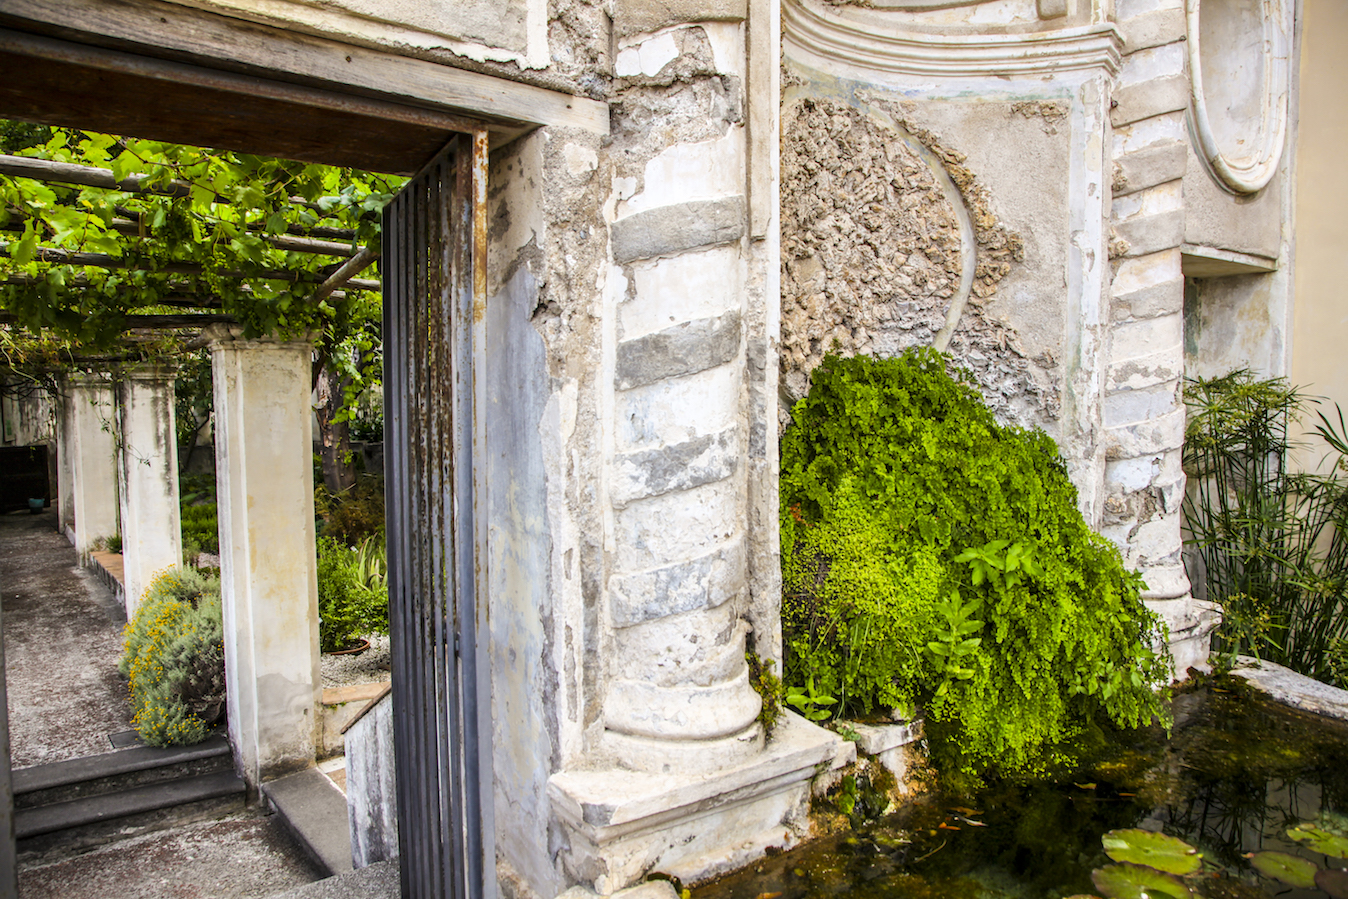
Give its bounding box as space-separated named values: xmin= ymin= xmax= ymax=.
xmin=116 ymin=365 xmax=183 ymax=617
xmin=205 ymin=324 xmax=320 ymax=787
xmin=64 ymin=372 xmax=120 ymax=558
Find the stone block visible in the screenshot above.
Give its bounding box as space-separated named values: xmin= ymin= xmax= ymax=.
xmin=1107 ymin=346 xmax=1183 ymax=392
xmin=1139 ymin=563 xmax=1192 ymax=601
xmin=1118 ymin=42 xmax=1186 ymax=88
xmin=611 ymin=428 xmax=739 ymax=508
xmin=1112 ymin=276 xmax=1184 ymax=320
xmin=1112 ymin=248 xmax=1182 ymax=296
xmin=1104 ymin=406 xmax=1186 ymax=457
xmin=1120 ymin=6 xmax=1186 ymax=53
xmin=614 ymin=479 xmax=740 ymax=573
xmin=1145 ymin=597 xmax=1220 ymax=677
xmin=846 ymin=719 xmax=923 ymax=789
xmin=611 ymin=197 xmax=746 ymax=265
xmin=1113 ymin=140 xmax=1187 ymax=197
xmin=1126 ymin=514 xmax=1182 ymax=562
xmin=1110 ymin=314 xmax=1182 ymax=363
xmin=1110 ymin=74 xmax=1189 ymax=127
xmin=617 ymin=364 xmax=740 ymax=450
xmin=608 ymin=538 xmax=746 ymax=627
xmin=622 ymin=246 xmax=743 ymax=342
xmin=613 ymin=0 xmax=746 ymax=38
xmin=1114 ymin=209 xmax=1186 ymax=257
xmin=615 ymin=310 xmax=741 ymax=390
xmin=1103 ymin=380 xmax=1179 ymax=427
xmin=1104 ymin=454 xmax=1159 ymax=494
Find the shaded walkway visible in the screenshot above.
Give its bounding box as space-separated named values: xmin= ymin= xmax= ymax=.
xmin=1 ymin=508 xmax=133 ymax=768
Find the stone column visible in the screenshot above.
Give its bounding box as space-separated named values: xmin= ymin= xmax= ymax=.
xmin=601 ymin=21 xmax=764 ymax=775
xmin=1103 ymin=0 xmax=1219 ymax=674
xmin=65 ymin=373 xmax=120 ymax=559
xmin=206 ymin=325 xmax=320 ymax=787
xmin=116 ymin=366 xmax=183 ymax=617
xmin=55 ymin=387 xmax=76 ymax=539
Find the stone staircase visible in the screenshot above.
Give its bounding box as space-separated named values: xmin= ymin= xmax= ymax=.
xmin=12 ymin=734 xmax=245 ymax=857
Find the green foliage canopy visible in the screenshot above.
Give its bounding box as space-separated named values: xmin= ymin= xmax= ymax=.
xmin=780 ymin=350 xmax=1171 ymax=785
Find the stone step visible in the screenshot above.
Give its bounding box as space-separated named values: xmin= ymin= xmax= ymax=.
xmin=15 ymin=769 xmax=246 ymax=857
xmin=12 ymin=734 xmax=233 ymax=808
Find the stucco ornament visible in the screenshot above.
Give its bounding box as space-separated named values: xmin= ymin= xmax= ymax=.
xmin=1186 ymin=0 xmax=1292 ymax=195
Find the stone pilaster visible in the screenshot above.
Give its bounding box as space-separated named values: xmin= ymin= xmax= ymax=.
xmin=63 ymin=373 xmax=120 ymax=559
xmin=116 ymin=366 xmax=183 ymax=617
xmin=1104 ymin=0 xmax=1219 ymax=673
xmin=206 ymin=325 xmax=320 ymax=786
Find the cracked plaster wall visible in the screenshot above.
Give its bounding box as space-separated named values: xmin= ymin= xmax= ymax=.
xmin=779 ymin=96 xmax=1062 ymax=430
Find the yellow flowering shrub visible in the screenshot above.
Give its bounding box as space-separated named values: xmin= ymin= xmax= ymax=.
xmin=119 ymin=567 xmax=225 ymax=747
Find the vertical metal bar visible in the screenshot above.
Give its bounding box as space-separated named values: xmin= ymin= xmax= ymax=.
xmin=385 ymin=133 xmax=492 ymax=899
xmin=0 ymin=592 xmax=18 ymax=899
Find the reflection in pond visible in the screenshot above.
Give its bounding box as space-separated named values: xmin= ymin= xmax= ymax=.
xmin=692 ymin=680 xmax=1348 ymax=899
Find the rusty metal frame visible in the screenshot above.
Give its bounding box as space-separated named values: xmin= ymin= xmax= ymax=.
xmin=384 ymin=129 xmax=494 ymax=899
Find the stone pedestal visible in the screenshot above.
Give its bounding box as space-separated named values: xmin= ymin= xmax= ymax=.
xmin=206 ymin=325 xmax=320 ymax=787
xmin=64 ymin=373 xmax=120 ymax=558
xmin=549 ymin=714 xmax=849 ymax=895
xmin=116 ymin=367 xmax=183 ymax=616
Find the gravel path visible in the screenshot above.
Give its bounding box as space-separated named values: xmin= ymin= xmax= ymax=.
xmin=1 ymin=508 xmax=134 ymax=768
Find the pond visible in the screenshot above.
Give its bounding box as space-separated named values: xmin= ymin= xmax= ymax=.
xmin=692 ymin=679 xmax=1348 ymax=899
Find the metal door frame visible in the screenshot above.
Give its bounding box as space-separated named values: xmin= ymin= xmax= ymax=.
xmin=384 ymin=131 xmax=495 ymax=899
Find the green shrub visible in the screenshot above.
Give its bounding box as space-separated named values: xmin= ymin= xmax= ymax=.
xmin=180 ymin=502 xmax=219 ymax=555
xmin=317 ymin=535 xmax=388 ymax=652
xmin=315 ymin=476 xmax=385 ymax=546
xmin=780 ymin=350 xmax=1170 ymax=786
xmin=119 ymin=568 xmax=224 ymax=747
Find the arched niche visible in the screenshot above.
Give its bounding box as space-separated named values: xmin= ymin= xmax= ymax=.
xmin=1187 ymin=0 xmax=1292 ymax=195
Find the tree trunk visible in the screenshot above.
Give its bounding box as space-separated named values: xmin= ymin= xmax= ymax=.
xmin=314 ymin=362 xmax=356 ymax=494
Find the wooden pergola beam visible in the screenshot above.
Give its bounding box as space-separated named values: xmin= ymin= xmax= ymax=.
xmin=0 ymin=244 xmax=380 ymax=291
xmin=0 ymin=214 xmax=360 ymax=257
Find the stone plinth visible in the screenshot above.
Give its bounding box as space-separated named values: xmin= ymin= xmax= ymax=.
xmin=116 ymin=367 xmax=183 ymax=616
xmin=63 ymin=373 xmax=120 ymax=558
xmin=207 ymin=325 xmax=320 ymax=787
xmin=846 ymin=718 xmax=923 ymax=790
xmin=549 ymin=714 xmax=849 ymax=895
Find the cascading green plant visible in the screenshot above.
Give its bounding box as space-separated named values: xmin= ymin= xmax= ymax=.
xmin=780 ymin=349 xmax=1170 ymax=786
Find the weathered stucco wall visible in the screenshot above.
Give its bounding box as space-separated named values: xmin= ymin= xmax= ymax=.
xmin=1290 ymin=0 xmax=1348 ymax=421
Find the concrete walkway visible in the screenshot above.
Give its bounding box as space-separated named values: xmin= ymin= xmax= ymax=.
xmin=1 ymin=508 xmax=133 ymax=768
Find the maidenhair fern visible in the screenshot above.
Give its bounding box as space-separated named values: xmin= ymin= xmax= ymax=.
xmin=780 ymin=349 xmax=1170 ymax=787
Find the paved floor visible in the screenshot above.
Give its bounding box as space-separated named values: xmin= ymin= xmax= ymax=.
xmin=18 ymin=811 xmax=324 ymax=899
xmin=2 ymin=508 xmax=330 ymax=898
xmin=1 ymin=508 xmax=133 ymax=767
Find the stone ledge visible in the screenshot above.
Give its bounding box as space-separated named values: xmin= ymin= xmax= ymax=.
xmin=1113 ymin=209 xmax=1185 ymax=258
xmin=1230 ymin=657 xmax=1348 ymax=722
xmin=1113 ymin=140 xmax=1186 ymax=197
xmin=548 ymin=713 xmax=851 ymax=893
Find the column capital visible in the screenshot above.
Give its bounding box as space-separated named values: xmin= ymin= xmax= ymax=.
xmin=201 ymin=323 xmax=315 ymax=352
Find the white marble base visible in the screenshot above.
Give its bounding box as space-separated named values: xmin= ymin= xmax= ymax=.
xmin=548 ymin=713 xmax=851 ymax=895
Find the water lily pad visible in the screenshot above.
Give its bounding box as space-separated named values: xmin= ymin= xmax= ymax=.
xmin=1091 ymin=863 xmax=1192 ymax=899
xmin=1316 ymin=868 xmax=1348 ymax=899
xmin=1101 ymin=829 xmax=1203 ymax=875
xmin=1288 ymin=824 xmax=1348 ymax=858
xmin=1250 ymin=850 xmax=1319 ymax=889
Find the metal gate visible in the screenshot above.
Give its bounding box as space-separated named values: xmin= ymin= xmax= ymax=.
xmin=384 ymin=132 xmax=495 ymax=899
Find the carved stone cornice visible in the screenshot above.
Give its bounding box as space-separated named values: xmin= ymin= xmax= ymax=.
xmin=783 ymin=0 xmax=1123 ymax=79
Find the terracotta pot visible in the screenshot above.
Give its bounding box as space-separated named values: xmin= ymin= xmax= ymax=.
xmin=327 ymin=637 xmax=371 ymax=656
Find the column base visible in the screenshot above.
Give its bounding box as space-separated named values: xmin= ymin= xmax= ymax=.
xmin=604 ymin=722 xmax=764 ymax=775
xmin=548 ymin=713 xmax=851 ymax=895
xmin=1145 ymin=595 xmax=1222 ymax=678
